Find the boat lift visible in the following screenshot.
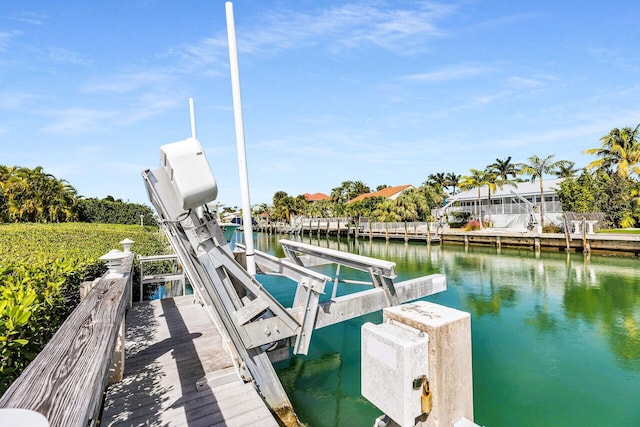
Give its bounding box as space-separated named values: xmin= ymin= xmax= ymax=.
xmin=142 ymin=136 xmax=447 ymax=421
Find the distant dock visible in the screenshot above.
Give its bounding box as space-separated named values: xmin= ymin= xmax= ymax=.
xmin=259 ymin=219 xmax=640 ymax=256
xmin=261 ymin=219 xmax=441 ymax=243
xmin=439 ymin=229 xmax=640 ymax=256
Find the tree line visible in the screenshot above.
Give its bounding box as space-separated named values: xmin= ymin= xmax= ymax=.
xmin=259 ymin=125 xmax=640 ymax=229
xmin=0 ymin=165 xmax=157 ymax=226
xmin=3 ymin=125 xmax=638 ymax=229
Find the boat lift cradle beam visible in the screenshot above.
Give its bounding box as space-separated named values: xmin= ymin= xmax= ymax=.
xmin=238 ymin=242 xmax=447 ymax=330
xmin=278 ymin=239 xmax=401 ymax=306
xmin=236 ymin=244 xmax=447 ymax=329
xmin=142 ymin=160 xmax=447 ymax=418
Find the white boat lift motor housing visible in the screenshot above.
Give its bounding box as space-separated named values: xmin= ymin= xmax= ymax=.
xmin=160 ymin=137 xmax=218 ymax=211
xmin=362 ymin=320 xmax=429 ymax=427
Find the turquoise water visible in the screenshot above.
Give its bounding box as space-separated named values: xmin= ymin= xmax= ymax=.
xmin=247 ymin=233 xmax=640 ymax=427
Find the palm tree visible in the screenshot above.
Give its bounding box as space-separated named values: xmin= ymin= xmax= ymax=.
xmin=518 ymin=155 xmax=568 ymax=227
xmin=445 ymin=172 xmax=461 ymax=195
xmin=553 ymin=161 xmax=579 ymax=178
xmin=486 ymin=159 xmax=520 ymax=226
xmin=459 ymin=169 xmax=490 ymax=228
xmin=583 ymin=125 xmax=640 ymax=178
xmin=489 ymin=157 xmax=519 ymax=181
xmin=330 ymin=181 xmax=371 ymax=204
xmin=393 ymin=189 xmax=422 ymax=222
xmin=371 ymin=199 xmax=401 ymax=222
xmin=426 ymin=173 xmax=447 ymax=191
xmin=484 ymin=171 xmax=499 ymax=227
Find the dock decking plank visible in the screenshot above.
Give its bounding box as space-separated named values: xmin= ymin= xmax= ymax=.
xmin=102 ymin=295 xmax=279 ymax=427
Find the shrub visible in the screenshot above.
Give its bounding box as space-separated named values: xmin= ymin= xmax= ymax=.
xmin=464 ymin=219 xmax=481 ymax=231
xmin=542 ymin=223 xmax=562 ymax=233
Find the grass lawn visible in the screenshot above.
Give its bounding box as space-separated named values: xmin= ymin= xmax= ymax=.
xmin=597 ymin=228 xmax=640 ymax=234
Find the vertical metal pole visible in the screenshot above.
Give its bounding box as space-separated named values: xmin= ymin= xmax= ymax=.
xmin=189 ymin=97 xmax=197 ymax=138
xmin=225 ymin=1 xmax=256 ymax=275
xmin=139 ymin=260 xmax=144 ymax=302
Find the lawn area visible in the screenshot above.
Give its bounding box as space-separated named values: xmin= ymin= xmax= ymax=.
xmin=598 ymin=228 xmax=640 ymax=234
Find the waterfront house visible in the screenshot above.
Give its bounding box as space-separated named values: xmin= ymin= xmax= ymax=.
xmin=437 ymin=178 xmax=564 ymax=230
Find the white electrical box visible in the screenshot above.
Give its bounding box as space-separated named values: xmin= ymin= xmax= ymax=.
xmin=362 ymin=320 xmax=429 ymax=427
xmin=160 ymin=137 xmax=218 ymax=211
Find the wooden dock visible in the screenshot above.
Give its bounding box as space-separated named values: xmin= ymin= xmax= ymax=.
xmin=263 ymin=219 xmax=640 ymax=256
xmin=102 ymin=295 xmax=279 ymax=427
xmin=439 ymin=229 xmax=640 ymax=256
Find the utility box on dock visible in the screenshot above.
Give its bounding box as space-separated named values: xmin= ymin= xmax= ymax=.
xmin=362 ymin=320 xmax=429 ymax=427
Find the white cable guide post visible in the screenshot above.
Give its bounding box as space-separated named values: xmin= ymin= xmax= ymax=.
xmin=225 ymin=1 xmax=256 ymax=275
xmin=189 ymin=97 xmax=197 ymax=138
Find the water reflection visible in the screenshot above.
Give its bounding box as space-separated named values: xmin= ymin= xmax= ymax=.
xmin=249 ymin=233 xmax=640 ymax=426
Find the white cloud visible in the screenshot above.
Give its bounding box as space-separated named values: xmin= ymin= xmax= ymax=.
xmin=169 ymin=1 xmax=455 ymax=73
xmin=0 ymin=92 xmax=40 ymax=109
xmin=462 ymin=13 xmax=534 ymax=34
xmin=41 ymin=108 xmax=117 ymax=133
xmin=0 ymin=30 xmax=21 ymax=52
xmin=83 ymin=71 xmax=172 ymax=94
xmin=37 ymin=47 xmax=91 ymax=66
xmin=163 ymin=36 xmax=229 ymax=76
xmin=118 ymin=95 xmax=181 ymax=124
xmin=403 ymin=65 xmax=494 ymax=82
xmin=505 ymin=76 xmax=547 ymax=89
xmin=6 ymin=13 xmax=47 ymax=26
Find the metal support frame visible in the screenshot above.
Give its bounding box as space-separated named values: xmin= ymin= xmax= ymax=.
xmin=143 ymin=167 xmax=296 ymax=412
xmin=142 ymin=165 xmax=447 ymax=415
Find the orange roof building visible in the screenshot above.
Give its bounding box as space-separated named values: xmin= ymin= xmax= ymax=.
xmin=304 ymin=192 xmax=330 ymax=202
xmin=347 ymin=185 xmax=415 ymax=204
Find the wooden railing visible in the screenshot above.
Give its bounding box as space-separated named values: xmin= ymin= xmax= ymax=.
xmin=0 ymin=252 xmax=134 ymax=427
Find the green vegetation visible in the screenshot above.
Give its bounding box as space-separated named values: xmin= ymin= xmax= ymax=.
xmin=261 ymin=181 xmax=443 ymax=223
xmin=1 ymin=165 xmax=156 ymax=226
xmin=0 ymin=222 xmax=168 ymax=394
xmin=78 ymin=197 xmax=157 ymax=226
xmin=0 ymin=165 xmax=78 ymax=223
xmin=584 ymin=125 xmax=640 ymax=178
xmin=597 ymin=229 xmax=640 ymax=234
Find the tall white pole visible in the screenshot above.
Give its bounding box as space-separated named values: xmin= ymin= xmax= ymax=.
xmin=189 ymin=97 xmax=197 ymax=138
xmin=225 ymin=1 xmax=256 ymax=275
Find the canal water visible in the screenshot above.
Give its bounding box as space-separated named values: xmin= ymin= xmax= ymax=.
xmin=245 ymin=232 xmax=640 ymax=427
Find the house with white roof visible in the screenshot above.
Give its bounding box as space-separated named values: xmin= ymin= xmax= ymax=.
xmin=435 ymin=178 xmax=565 ymax=230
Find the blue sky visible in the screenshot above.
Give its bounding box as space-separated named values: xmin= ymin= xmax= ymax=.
xmin=2 ymin=1 xmax=639 ymax=209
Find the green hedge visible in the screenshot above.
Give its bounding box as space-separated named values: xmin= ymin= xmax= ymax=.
xmin=77 ymin=198 xmax=158 ymax=227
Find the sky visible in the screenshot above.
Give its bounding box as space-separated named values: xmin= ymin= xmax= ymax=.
xmin=2 ymin=1 xmax=640 ymax=210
